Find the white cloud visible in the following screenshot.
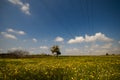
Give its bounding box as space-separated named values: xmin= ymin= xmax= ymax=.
xmin=8 ymin=0 xmax=22 ymax=5
xmin=68 ymin=32 xmax=113 ymax=44
xmin=85 ymin=32 xmax=113 ymax=42
xmin=8 ymin=0 xmax=31 ymax=15
xmin=20 ymin=3 xmax=30 ymax=15
xmin=85 ymin=35 xmax=97 ymax=42
xmin=7 ymin=28 xmax=26 ymax=35
xmin=32 ymin=38 xmax=37 ymax=43
xmin=68 ymin=36 xmax=84 ymax=44
xmin=18 ymin=31 xmax=25 ymax=35
xmin=55 ymin=36 xmax=64 ymax=42
xmin=7 ymin=28 xmax=14 ymax=32
xmin=40 ymin=46 xmax=48 ymax=49
xmin=1 ymin=32 xmax=17 ymax=40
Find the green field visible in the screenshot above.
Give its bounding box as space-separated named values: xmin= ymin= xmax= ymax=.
xmin=0 ymin=56 xmax=120 ymax=80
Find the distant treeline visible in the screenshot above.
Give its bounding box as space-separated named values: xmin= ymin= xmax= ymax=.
xmin=0 ymin=50 xmax=51 ymax=58
xmin=0 ymin=50 xmax=119 ymax=58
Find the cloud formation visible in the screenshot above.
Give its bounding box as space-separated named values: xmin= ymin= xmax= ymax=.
xmin=65 ymin=42 xmax=114 ymax=55
xmin=55 ymin=36 xmax=64 ymax=42
xmin=85 ymin=33 xmax=113 ymax=42
xmin=40 ymin=46 xmax=48 ymax=49
xmin=8 ymin=0 xmax=31 ymax=15
xmin=1 ymin=32 xmax=17 ymax=40
xmin=32 ymin=38 xmax=37 ymax=43
xmin=68 ymin=32 xmax=113 ymax=44
xmin=101 ymin=43 xmax=112 ymax=49
xmin=68 ymin=36 xmax=84 ymax=44
xmin=7 ymin=28 xmax=26 ymax=35
xmin=10 ymin=47 xmax=22 ymax=51
xmin=65 ymin=48 xmax=81 ymax=55
xmin=0 ymin=28 xmax=26 ymax=40
xmin=0 ymin=49 xmax=3 ymax=52
xmin=118 ymin=41 xmax=120 ymax=44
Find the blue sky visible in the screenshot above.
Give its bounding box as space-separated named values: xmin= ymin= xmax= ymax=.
xmin=0 ymin=0 xmax=120 ymax=55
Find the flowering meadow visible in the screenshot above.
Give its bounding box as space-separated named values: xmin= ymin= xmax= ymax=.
xmin=0 ymin=56 xmax=120 ymax=80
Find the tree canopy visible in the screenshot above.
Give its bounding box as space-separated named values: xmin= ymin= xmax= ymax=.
xmin=50 ymin=45 xmax=61 ymax=56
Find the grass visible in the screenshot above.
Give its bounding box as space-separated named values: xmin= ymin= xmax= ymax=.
xmin=0 ymin=56 xmax=120 ymax=80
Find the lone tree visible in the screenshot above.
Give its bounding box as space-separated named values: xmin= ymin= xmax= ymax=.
xmin=50 ymin=45 xmax=61 ymax=56
xmin=106 ymin=53 xmax=109 ymax=56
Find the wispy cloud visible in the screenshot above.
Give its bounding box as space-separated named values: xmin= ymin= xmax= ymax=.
xmin=65 ymin=48 xmax=81 ymax=55
xmin=32 ymin=38 xmax=37 ymax=43
xmin=54 ymin=36 xmax=64 ymax=42
xmin=118 ymin=41 xmax=120 ymax=44
xmin=40 ymin=46 xmax=48 ymax=49
xmin=7 ymin=28 xmax=26 ymax=35
xmin=1 ymin=32 xmax=17 ymax=40
xmin=10 ymin=47 xmax=23 ymax=51
xmin=8 ymin=0 xmax=31 ymax=15
xmin=0 ymin=49 xmax=3 ymax=52
xmin=0 ymin=28 xmax=26 ymax=40
xmin=68 ymin=32 xmax=113 ymax=44
xmin=101 ymin=43 xmax=112 ymax=49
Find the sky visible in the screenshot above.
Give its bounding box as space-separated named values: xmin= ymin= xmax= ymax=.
xmin=0 ymin=0 xmax=120 ymax=55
